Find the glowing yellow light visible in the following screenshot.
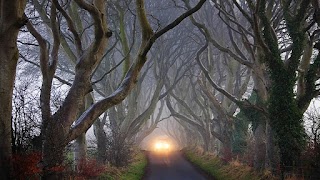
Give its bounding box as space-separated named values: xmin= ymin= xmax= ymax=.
xmin=155 ymin=142 xmax=163 ymax=149
xmin=153 ymin=140 xmax=171 ymax=152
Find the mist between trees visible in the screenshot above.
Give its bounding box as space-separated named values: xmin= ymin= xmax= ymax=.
xmin=1 ymin=0 xmax=320 ymax=179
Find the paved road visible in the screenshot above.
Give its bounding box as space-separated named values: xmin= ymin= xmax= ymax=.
xmin=144 ymin=151 xmax=210 ymax=180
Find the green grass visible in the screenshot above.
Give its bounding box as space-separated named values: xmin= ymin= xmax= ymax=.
xmin=183 ymin=148 xmax=276 ymax=180
xmin=184 ymin=149 xmax=230 ymax=179
xmin=99 ymin=150 xmax=147 ymax=180
xmin=119 ymin=152 xmax=147 ymax=180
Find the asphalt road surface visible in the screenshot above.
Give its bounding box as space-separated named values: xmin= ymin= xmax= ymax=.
xmin=144 ymin=151 xmax=210 ymax=180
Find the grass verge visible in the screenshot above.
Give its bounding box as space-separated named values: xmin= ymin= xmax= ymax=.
xmin=119 ymin=151 xmax=147 ymax=180
xmin=183 ymin=148 xmax=276 ymax=180
xmin=99 ymin=150 xmax=147 ymax=180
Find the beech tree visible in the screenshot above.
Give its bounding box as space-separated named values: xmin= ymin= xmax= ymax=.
xmin=86 ymin=1 xmax=193 ymax=165
xmin=188 ymin=0 xmax=320 ymax=175
xmin=21 ymin=0 xmax=207 ymax=178
xmin=0 ymin=1 xmax=27 ymax=178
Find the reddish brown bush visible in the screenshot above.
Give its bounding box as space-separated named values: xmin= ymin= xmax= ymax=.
xmin=11 ymin=151 xmax=42 ymax=179
xmin=76 ymin=158 xmax=106 ymax=179
xmin=221 ymin=147 xmax=233 ymax=163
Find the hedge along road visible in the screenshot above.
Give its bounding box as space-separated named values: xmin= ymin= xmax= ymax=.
xmin=143 ymin=151 xmax=212 ymax=180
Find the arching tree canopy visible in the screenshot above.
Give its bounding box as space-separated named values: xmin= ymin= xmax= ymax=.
xmin=1 ymin=0 xmax=320 ymax=179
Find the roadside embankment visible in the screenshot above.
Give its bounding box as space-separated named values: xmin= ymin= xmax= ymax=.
xmin=183 ymin=148 xmax=277 ymax=180
xmin=99 ymin=150 xmax=147 ymax=180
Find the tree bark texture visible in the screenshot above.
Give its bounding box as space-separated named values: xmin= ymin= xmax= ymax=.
xmin=253 ymin=122 xmax=266 ymax=170
xmin=94 ymin=119 xmax=107 ymax=164
xmin=74 ymin=95 xmax=93 ymax=166
xmin=74 ymin=133 xmax=87 ymax=167
xmin=0 ymin=1 xmax=26 ymax=178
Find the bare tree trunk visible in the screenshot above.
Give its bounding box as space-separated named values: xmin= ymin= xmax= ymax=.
xmin=135 ymin=125 xmax=157 ymax=145
xmin=94 ymin=119 xmax=107 ymax=164
xmin=74 ymin=133 xmax=87 ymax=167
xmin=203 ymin=136 xmax=210 ymax=152
xmin=265 ymin=121 xmax=272 ymax=170
xmin=42 ymin=123 xmax=66 ymax=179
xmin=222 ymin=137 xmax=233 ymax=162
xmin=0 ymin=1 xmax=26 ymax=178
xmin=253 ymin=122 xmax=266 ymax=170
xmin=251 ymin=64 xmax=270 ymax=171
xmin=200 ymin=128 xmax=212 ymax=152
xmin=74 ymin=95 xmax=93 ymax=166
xmin=265 ymin=121 xmax=277 ymax=172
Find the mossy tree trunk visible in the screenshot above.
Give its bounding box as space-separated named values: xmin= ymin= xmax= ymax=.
xmin=256 ymin=0 xmax=312 ymax=173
